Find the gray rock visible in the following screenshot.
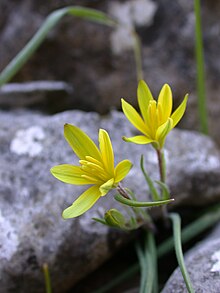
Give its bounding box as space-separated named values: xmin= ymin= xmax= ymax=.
xmin=1 ymin=0 xmax=220 ymax=145
xmin=0 ymin=81 xmax=73 ymax=113
xmin=161 ymin=228 xmax=220 ymax=293
xmin=0 ymin=109 xmax=220 ymax=292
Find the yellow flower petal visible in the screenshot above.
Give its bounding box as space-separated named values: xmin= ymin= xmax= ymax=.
xmin=64 ymin=124 xmax=101 ymax=160
xmin=171 ymin=94 xmax=188 ymax=128
xmin=50 ymin=164 xmax=89 ymax=185
xmin=99 ymin=178 xmax=114 ymax=196
xmin=114 ymin=159 xmax=133 ymax=183
xmin=62 ymin=185 xmax=101 ymax=219
xmin=121 ymin=99 xmax=148 ymax=135
xmin=158 ymin=84 xmax=173 ymax=122
xmin=137 ymin=80 xmax=153 ymax=123
xmin=99 ymin=129 xmax=114 ymax=175
xmin=156 ymin=118 xmax=173 ymax=148
xmin=122 ymin=135 xmax=154 ymax=144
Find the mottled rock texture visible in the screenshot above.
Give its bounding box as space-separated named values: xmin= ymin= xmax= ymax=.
xmin=0 ymin=109 xmax=220 ymax=292
xmin=1 ymin=0 xmax=220 ymax=143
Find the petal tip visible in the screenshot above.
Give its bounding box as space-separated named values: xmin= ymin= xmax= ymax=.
xmin=122 ymin=136 xmax=129 ymax=142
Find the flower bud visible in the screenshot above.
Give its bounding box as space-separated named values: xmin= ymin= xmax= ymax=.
xmin=104 ymin=209 xmax=126 ymax=228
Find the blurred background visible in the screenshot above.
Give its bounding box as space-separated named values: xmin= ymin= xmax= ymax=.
xmin=1 ymin=0 xmax=220 ymax=143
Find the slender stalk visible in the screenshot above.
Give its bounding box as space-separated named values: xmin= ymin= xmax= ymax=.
xmin=43 ymin=263 xmax=52 ymax=293
xmin=156 ymin=149 xmax=166 ymax=183
xmin=194 ymin=0 xmax=208 ymax=134
xmin=169 ymin=213 xmax=195 ymax=293
xmin=156 ymin=149 xmax=169 ymax=221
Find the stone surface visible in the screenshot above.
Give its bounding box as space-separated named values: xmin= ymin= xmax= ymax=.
xmin=0 ymin=109 xmax=220 ymax=292
xmin=0 ymin=81 xmax=73 ymax=113
xmin=162 ymin=223 xmax=220 ymax=293
xmin=1 ymin=0 xmax=220 ymax=144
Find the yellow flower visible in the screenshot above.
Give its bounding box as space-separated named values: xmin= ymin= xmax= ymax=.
xmin=50 ymin=124 xmax=132 ymax=219
xmin=121 ymin=80 xmax=188 ymax=149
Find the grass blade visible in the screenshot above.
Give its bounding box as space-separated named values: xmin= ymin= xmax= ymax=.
xmin=169 ymin=213 xmax=195 ymax=293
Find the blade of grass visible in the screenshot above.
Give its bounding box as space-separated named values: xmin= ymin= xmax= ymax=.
xmin=158 ymin=203 xmax=220 ymax=257
xmin=194 ymin=0 xmax=208 ymax=134
xmin=0 ymin=6 xmax=116 ymax=86
xmin=169 ymin=213 xmax=195 ymax=293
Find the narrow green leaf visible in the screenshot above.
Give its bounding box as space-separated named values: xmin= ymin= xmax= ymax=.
xmin=169 ymin=213 xmax=195 ymax=293
xmin=144 ymin=232 xmax=157 ymax=293
xmin=115 ymin=193 xmax=174 ymax=208
xmin=67 ymin=7 xmax=117 ymax=26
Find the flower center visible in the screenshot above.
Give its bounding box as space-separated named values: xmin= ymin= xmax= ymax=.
xmin=79 ymin=157 xmax=109 ymax=183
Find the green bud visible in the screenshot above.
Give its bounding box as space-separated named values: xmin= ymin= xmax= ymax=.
xmin=104 ymin=209 xmax=126 ymax=228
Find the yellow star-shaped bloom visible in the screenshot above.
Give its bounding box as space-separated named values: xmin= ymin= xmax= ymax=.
xmin=51 ymin=124 xmax=132 ymax=218
xmin=122 ymin=80 xmax=188 ymax=149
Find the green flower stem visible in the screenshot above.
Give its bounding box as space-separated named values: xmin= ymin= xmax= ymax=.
xmin=156 ymin=148 xmax=169 ymax=222
xmin=169 ymin=213 xmax=195 ymax=293
xmin=91 ymin=203 xmax=220 ymax=293
xmin=43 ymin=263 xmax=52 ymax=293
xmin=194 ymin=0 xmax=208 ymax=134
xmin=156 ymin=149 xmax=166 ymax=184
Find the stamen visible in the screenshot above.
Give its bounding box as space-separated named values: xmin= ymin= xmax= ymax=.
xmin=81 ymin=174 xmax=101 ymax=184
xmin=85 ymin=156 xmax=103 ymax=167
xmin=87 ymin=162 xmax=106 ymax=174
xmin=79 ymin=160 xmax=88 ymax=166
xmin=81 ymin=165 xmax=107 ymax=182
